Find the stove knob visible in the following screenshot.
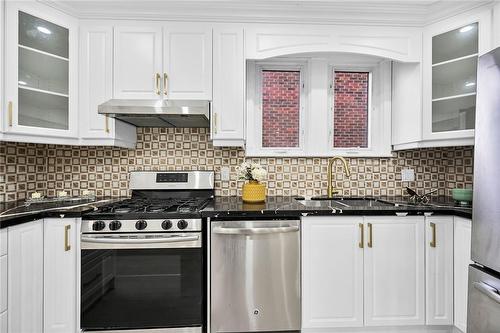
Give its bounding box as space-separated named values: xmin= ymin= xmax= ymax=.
xmin=109 ymin=220 xmax=122 ymax=231
xmin=92 ymin=221 xmax=106 ymax=231
xmin=177 ymin=219 xmax=188 ymax=230
xmin=161 ymin=220 xmax=173 ymax=230
xmin=135 ymin=220 xmax=148 ymax=230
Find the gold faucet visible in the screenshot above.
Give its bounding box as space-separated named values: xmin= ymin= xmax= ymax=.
xmin=327 ymin=156 xmax=351 ymax=198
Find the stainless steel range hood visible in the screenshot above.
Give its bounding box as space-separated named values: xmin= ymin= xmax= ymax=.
xmin=98 ymin=99 xmax=210 ymax=128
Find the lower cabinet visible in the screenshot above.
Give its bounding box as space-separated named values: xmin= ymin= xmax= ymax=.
xmin=44 ymin=218 xmax=79 ymax=333
xmin=425 ymin=216 xmax=454 ymax=325
xmin=302 ymin=216 xmax=364 ymax=328
xmin=302 ymin=215 xmax=426 ymax=329
xmin=8 ymin=220 xmax=44 ymax=333
xmin=454 ymin=217 xmax=472 ymax=333
xmin=6 ymin=218 xmax=79 ymax=333
xmin=363 ymin=216 xmax=425 ymax=326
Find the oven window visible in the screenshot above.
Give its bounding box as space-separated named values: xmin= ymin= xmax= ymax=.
xmin=81 ymin=248 xmax=203 ymax=330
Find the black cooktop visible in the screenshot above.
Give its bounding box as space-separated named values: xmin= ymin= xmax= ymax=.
xmin=84 ymin=197 xmax=211 ymax=219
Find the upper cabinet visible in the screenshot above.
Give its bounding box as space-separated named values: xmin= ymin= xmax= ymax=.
xmin=211 ymin=25 xmax=245 ymax=146
xmin=113 ymin=23 xmax=212 ymax=100
xmin=3 ymin=2 xmax=79 ymax=143
xmin=113 ymin=26 xmax=163 ymax=99
xmin=163 ymin=24 xmax=212 ymax=100
xmin=79 ymin=24 xmax=137 ymax=148
xmin=422 ymin=8 xmax=491 ymax=143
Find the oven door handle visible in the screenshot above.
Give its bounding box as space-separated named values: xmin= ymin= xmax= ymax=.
xmin=212 ymin=226 xmax=299 ymax=235
xmin=81 ymin=235 xmax=199 ymax=244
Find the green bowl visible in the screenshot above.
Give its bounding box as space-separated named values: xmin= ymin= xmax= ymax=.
xmin=451 ymin=188 xmax=473 ymax=203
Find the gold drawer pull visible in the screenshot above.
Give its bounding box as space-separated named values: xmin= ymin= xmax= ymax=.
xmin=155 ymin=73 xmax=161 ymax=95
xmin=367 ymin=223 xmax=373 ymax=248
xmin=359 ymin=223 xmax=364 ymax=248
xmin=213 ymin=112 xmax=218 ymax=134
xmin=164 ymin=73 xmax=168 ymax=96
xmin=64 ymin=225 xmax=71 ymax=252
xmin=430 ymin=222 xmax=436 ymax=248
xmin=105 ymin=115 xmax=110 ymax=133
xmin=8 ymin=101 xmax=13 ymax=127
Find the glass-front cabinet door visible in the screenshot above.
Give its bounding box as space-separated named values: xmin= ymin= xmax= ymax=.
xmin=422 ymin=11 xmax=491 ymax=142
xmin=4 ymin=2 xmax=77 ymax=140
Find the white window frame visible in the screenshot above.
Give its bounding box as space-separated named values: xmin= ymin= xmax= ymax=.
xmin=246 ymin=58 xmax=392 ymax=157
xmin=328 ymin=67 xmax=373 ymax=152
xmin=246 ymin=61 xmax=307 ymax=156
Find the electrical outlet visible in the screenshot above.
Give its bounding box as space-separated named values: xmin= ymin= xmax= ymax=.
xmin=401 ymin=168 xmax=415 ymax=182
xmin=221 ymin=166 xmax=230 ymax=181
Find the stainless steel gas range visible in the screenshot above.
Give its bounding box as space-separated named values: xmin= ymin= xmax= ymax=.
xmin=80 ymin=171 xmax=214 ymax=333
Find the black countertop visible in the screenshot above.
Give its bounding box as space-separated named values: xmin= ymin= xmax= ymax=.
xmin=0 ymin=197 xmax=126 ymax=229
xmin=201 ymin=196 xmax=473 ymax=219
xmin=0 ymin=195 xmax=472 ymax=229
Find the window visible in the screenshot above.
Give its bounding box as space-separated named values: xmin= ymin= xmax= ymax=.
xmin=246 ymin=58 xmax=391 ymax=157
xmin=333 ymin=71 xmax=370 ymax=148
xmin=261 ymin=70 xmax=301 ymax=148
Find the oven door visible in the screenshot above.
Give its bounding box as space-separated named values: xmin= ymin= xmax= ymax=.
xmin=80 ymin=233 xmax=203 ymax=332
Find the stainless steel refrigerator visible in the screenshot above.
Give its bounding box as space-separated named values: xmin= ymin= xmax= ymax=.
xmin=468 ymin=46 xmax=500 ymax=332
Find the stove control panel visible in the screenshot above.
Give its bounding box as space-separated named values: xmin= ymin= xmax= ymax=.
xmin=156 ymin=173 xmax=188 ymax=183
xmin=82 ymin=218 xmax=202 ymax=233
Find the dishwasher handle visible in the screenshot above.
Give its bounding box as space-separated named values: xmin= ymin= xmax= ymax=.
xmin=474 ymin=281 xmax=500 ymax=304
xmin=212 ymin=225 xmax=299 ymax=235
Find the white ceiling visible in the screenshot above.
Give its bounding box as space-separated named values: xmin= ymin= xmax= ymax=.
xmin=39 ymin=0 xmax=493 ymax=26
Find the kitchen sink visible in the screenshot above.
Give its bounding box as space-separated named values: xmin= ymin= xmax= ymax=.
xmin=296 ymin=197 xmax=396 ymax=208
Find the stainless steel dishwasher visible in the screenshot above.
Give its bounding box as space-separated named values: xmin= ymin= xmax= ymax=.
xmin=210 ymin=219 xmax=301 ymax=332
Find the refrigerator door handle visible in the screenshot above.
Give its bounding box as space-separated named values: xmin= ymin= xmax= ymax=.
xmin=474 ymin=281 xmax=500 ymax=304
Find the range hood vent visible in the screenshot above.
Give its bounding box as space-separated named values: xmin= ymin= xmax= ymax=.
xmin=98 ymin=99 xmax=210 ymax=128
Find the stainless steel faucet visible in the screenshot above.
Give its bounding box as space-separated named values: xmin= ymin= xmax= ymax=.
xmin=327 ymin=156 xmax=351 ymax=198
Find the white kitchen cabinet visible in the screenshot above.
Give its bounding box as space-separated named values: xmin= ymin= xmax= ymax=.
xmin=8 ymin=220 xmax=43 ymax=333
xmin=363 ymin=216 xmax=425 ymax=326
xmin=422 ymin=8 xmax=491 ymax=144
xmin=163 ymin=24 xmax=212 ymax=100
xmin=211 ymin=25 xmax=245 ymax=147
xmin=113 ymin=24 xmax=212 ymax=101
xmin=0 ymin=256 xmax=6 ymax=316
xmin=425 ymin=216 xmax=454 ymax=325
xmin=113 ymin=25 xmax=163 ymax=100
xmin=43 ymin=218 xmax=79 ymax=333
xmin=0 ymin=229 xmax=6 ymax=332
xmin=454 ymin=217 xmax=472 ymax=333
xmin=0 ymin=311 xmax=6 ymax=333
xmin=3 ymin=1 xmax=79 ymax=144
xmin=79 ymin=24 xmax=137 ymax=148
xmin=302 ymin=216 xmax=364 ymax=329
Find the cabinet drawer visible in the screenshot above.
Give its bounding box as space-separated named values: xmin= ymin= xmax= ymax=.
xmin=0 ymin=256 xmax=6 ymax=313
xmin=0 ymin=229 xmax=6 ymax=256
xmin=0 ymin=311 xmax=6 ymax=333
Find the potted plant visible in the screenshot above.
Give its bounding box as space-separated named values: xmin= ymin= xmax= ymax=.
xmin=237 ymin=162 xmax=268 ymax=203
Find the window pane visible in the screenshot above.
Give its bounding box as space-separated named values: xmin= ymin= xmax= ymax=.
xmin=333 ymin=71 xmax=369 ymax=148
xmin=262 ymin=70 xmax=301 ymax=148
xmin=432 ymin=23 xmax=478 ymax=64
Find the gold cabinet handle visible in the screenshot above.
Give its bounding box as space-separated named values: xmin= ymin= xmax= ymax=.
xmin=359 ymin=223 xmax=364 ymax=248
xmin=8 ymin=101 xmax=13 ymax=127
xmin=64 ymin=225 xmax=71 ymax=252
xmin=367 ymin=223 xmax=373 ymax=248
xmin=105 ymin=115 xmax=110 ymax=133
xmin=155 ymin=73 xmax=161 ymax=95
xmin=430 ymin=222 xmax=436 ymax=248
xmin=163 ymin=73 xmax=168 ymax=96
xmin=213 ymin=112 xmax=218 ymax=134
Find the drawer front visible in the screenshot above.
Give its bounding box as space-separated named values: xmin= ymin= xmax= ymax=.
xmin=0 ymin=311 xmax=6 ymax=333
xmin=0 ymin=256 xmax=6 ymax=313
xmin=0 ymin=229 xmax=6 ymax=256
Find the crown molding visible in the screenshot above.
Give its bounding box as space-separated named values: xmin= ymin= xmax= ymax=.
xmin=38 ymin=0 xmax=493 ymax=27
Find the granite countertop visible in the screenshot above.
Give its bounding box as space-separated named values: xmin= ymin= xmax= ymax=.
xmin=201 ymin=195 xmax=473 ymax=219
xmin=0 ymin=195 xmax=472 ymax=229
xmin=0 ymin=197 xmax=127 ymax=229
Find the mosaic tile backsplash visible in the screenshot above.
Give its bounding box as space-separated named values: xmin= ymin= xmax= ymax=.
xmin=0 ymin=128 xmax=474 ymax=202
